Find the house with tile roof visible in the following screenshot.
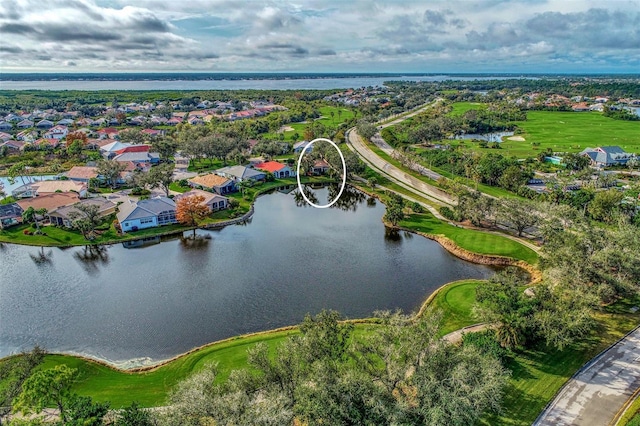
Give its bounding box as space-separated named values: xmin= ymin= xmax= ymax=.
xmin=175 ymin=189 xmax=228 ymax=212
xmin=16 ymin=192 xmax=80 ymax=212
xmin=48 ymin=197 xmax=116 ymax=228
xmin=117 ymin=196 xmax=177 ymax=232
xmin=65 ymin=166 xmax=99 ymax=183
xmin=43 ymin=125 xmax=69 ymax=140
xmin=188 ymin=173 xmax=236 ymax=195
xmin=254 ymin=161 xmax=296 ymax=178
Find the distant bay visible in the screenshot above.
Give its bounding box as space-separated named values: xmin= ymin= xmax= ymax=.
xmin=0 ymin=73 xmax=535 ymax=91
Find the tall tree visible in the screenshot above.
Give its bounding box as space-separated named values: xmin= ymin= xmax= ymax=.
xmin=176 ymin=194 xmax=209 ymax=238
xmin=68 ymin=204 xmax=103 ymax=240
xmin=22 ymin=206 xmax=47 ymax=234
xmin=14 ymin=365 xmax=78 ymax=423
xmin=145 ymin=163 xmax=175 ymax=197
xmin=97 ymin=159 xmax=126 ymax=189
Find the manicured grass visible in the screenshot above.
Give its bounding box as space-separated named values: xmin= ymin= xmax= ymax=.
xmin=483 ymin=295 xmax=640 ymax=425
xmin=168 ymin=181 xmax=190 ymax=193
xmin=400 ymin=212 xmax=539 ymax=264
xmin=263 ymin=105 xmax=355 ymax=141
xmin=429 ymin=280 xmax=483 ymax=334
xmin=449 ymin=101 xmax=484 ymax=116
xmin=464 ymin=110 xmax=640 ymax=158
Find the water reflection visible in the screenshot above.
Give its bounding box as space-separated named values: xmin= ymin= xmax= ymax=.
xmin=179 ymin=234 xmax=211 ymax=250
xmin=367 ymin=197 xmax=377 ymax=208
xmin=29 ymin=246 xmax=53 ymax=265
xmin=73 ymin=245 xmax=110 ymax=276
xmin=384 ymin=227 xmax=402 ymax=244
xmin=292 ymin=184 xmax=367 ymax=211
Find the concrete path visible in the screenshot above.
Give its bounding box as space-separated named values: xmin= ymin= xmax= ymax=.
xmin=534 ymin=326 xmax=640 ymax=426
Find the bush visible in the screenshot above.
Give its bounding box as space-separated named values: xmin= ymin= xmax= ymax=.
xmin=462 ymin=330 xmax=508 ymax=363
xmin=411 ymin=202 xmax=424 ymax=213
xmin=228 ymin=198 xmax=239 ymax=209
xmin=439 ymin=206 xmax=458 ymax=221
xmin=23 ymin=229 xmax=32 ymax=235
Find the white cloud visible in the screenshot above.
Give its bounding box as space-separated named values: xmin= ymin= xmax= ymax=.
xmin=0 ymin=0 xmax=638 ymax=72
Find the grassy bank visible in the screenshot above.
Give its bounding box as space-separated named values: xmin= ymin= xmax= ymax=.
xmin=0 ymin=280 xmax=483 ymax=408
xmin=399 ymin=213 xmax=538 ymax=264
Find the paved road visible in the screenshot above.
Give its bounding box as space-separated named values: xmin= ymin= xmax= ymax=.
xmin=534 ymin=326 xmax=640 ymax=426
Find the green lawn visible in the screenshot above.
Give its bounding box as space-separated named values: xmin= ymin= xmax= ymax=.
xmin=483 ymin=294 xmax=640 ymax=425
xmin=400 ymin=212 xmax=539 ymax=264
xmin=429 ymin=280 xmax=483 ymax=334
xmin=263 ymin=105 xmax=355 ymax=141
xmin=620 ymin=395 xmax=640 ymax=426
xmin=474 ymin=110 xmax=640 ymax=158
xmin=449 ymin=101 xmax=484 ymax=116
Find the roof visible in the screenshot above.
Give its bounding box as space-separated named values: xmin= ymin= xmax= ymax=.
xmin=293 ymin=140 xmax=311 ymax=149
xmin=314 ymin=159 xmax=330 ymax=168
xmin=65 ymin=166 xmax=99 ymax=180
xmin=113 ymin=152 xmax=159 ymax=162
xmin=100 ymin=141 xmax=132 ymax=152
xmin=254 ymin=161 xmax=287 ymax=173
xmin=117 ymin=196 xmax=176 ymax=223
xmin=0 ymin=203 xmax=22 ymax=219
xmin=114 ymin=145 xmax=151 ymax=155
xmin=188 ymin=173 xmax=233 ymax=189
xmin=175 ymin=189 xmax=228 ymax=205
xmin=16 ymin=193 xmax=80 ymax=211
xmin=216 ymin=165 xmax=265 ymax=180
xmin=31 ymin=180 xmax=86 ymax=194
xmin=49 ymin=197 xmax=116 ymax=219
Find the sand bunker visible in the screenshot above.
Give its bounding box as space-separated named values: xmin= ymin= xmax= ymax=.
xmin=507 ymin=136 xmax=526 ymax=142
xmin=278 ymin=125 xmax=295 ymax=133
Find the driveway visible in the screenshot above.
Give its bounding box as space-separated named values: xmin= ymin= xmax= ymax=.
xmin=534 ymin=326 xmax=640 ymax=426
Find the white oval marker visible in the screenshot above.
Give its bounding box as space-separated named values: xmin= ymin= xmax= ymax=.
xmin=296 ymin=138 xmax=347 ymax=209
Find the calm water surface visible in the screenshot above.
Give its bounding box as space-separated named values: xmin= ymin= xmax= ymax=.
xmin=0 ymin=187 xmax=494 ymax=366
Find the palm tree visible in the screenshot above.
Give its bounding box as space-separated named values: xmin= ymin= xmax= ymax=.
xmin=22 ymin=207 xmax=48 ymax=234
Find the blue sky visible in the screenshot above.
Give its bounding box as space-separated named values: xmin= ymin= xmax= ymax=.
xmin=1 ymin=0 xmax=639 ymax=73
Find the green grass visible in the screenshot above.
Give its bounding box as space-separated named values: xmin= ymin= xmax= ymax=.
xmin=618 ymin=391 xmax=640 ymax=426
xmin=263 ymin=105 xmax=355 ymax=141
xmin=429 ymin=280 xmax=483 ymax=334
xmin=468 ymin=110 xmax=640 ymax=158
xmin=483 ymin=295 xmax=640 ymax=425
xmin=399 ymin=213 xmax=539 ymax=264
xmin=449 ymin=101 xmax=484 ymax=116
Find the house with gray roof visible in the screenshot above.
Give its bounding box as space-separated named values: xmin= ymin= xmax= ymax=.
xmin=113 ymin=151 xmax=160 ymax=164
xmin=580 ymin=146 xmax=636 ymax=167
xmin=0 ymin=203 xmax=23 ymax=229
xmin=117 ymin=196 xmax=177 ymax=232
xmin=215 ymin=165 xmax=266 ymax=183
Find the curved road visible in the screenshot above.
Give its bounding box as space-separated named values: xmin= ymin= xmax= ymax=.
xmin=534 ymin=326 xmax=640 ymax=426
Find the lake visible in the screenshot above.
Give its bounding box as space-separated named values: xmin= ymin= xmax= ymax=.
xmin=0 ymin=186 xmax=495 ymax=367
xmin=0 ymin=75 xmax=531 ymax=91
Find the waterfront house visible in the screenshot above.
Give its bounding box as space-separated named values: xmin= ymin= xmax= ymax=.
xmin=580 ymin=146 xmax=636 ymax=167
xmin=16 ymin=192 xmax=80 ymax=213
xmin=0 ymin=203 xmax=23 ymax=229
xmin=48 ymin=197 xmax=116 ymax=228
xmin=117 ymin=196 xmax=177 ymax=232
xmin=188 ymin=173 xmax=236 ymax=195
xmin=254 ymin=161 xmax=296 ymax=178
xmin=175 ymin=189 xmax=228 ymax=212
xmin=32 ymin=180 xmax=87 ymax=197
xmin=311 ymin=159 xmax=331 ymax=175
xmin=216 ymin=165 xmax=266 ymax=183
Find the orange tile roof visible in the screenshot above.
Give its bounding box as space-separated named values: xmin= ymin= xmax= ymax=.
xmin=66 ymin=166 xmax=98 ymax=180
xmin=254 ymin=161 xmax=286 ymax=173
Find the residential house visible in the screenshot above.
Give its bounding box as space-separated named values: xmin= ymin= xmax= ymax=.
xmin=0 ymin=121 xmax=12 ymax=131
xmin=311 ymin=159 xmax=330 ymax=175
xmin=30 ymin=180 xmax=88 ymax=197
xmin=188 ymin=173 xmax=236 ymax=195
xmin=0 ymin=203 xmax=23 ymax=229
xmin=97 ymin=128 xmax=120 ymax=139
xmin=43 ymin=125 xmax=69 ymax=140
xmin=65 ymin=166 xmax=99 ymax=183
xmin=35 ymin=138 xmax=61 ymax=150
xmin=16 ymin=130 xmax=37 ymax=142
xmin=580 ymin=146 xmax=636 ymax=167
xmin=57 ymin=118 xmax=74 ymax=126
xmin=254 ymin=161 xmax=296 ymax=178
xmin=75 ymin=118 xmax=94 ymax=127
xmin=175 ymin=189 xmax=228 ymax=212
xmin=174 ymin=153 xmax=190 ymax=170
xmin=4 ymin=113 xmax=20 ymax=122
xmin=113 ymin=151 xmax=160 ymax=165
xmin=293 ymin=140 xmax=312 ymax=153
xmin=141 ymin=128 xmax=165 ymax=138
xmin=0 ymin=132 xmax=12 ymax=142
xmin=35 ymin=119 xmax=54 ymax=129
xmin=572 ymin=102 xmax=590 ymax=112
xmin=117 ymin=196 xmax=177 ymax=232
xmin=16 ymin=192 xmax=80 ymax=213
xmin=1 ymin=140 xmax=26 ymax=153
xmin=216 ymin=165 xmax=266 ymax=183
xmin=48 ymin=197 xmax=116 ymax=228
xmin=100 ymin=141 xmax=133 ymax=159
xmin=17 ymin=119 xmax=34 ymax=129
xmin=167 ymin=117 xmax=183 ymax=126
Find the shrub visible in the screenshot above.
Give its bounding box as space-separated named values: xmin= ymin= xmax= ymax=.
xmin=462 ymin=330 xmax=508 ymax=363
xmin=411 ymin=202 xmax=424 ymax=213
xmin=439 ymin=206 xmax=458 ymax=221
xmin=23 ymin=229 xmax=32 ymax=235
xmin=228 ymin=198 xmax=239 ymax=209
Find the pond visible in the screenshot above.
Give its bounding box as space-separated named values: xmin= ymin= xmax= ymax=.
xmin=0 ymin=186 xmax=495 ymax=366
xmin=453 ymin=131 xmax=515 ymax=143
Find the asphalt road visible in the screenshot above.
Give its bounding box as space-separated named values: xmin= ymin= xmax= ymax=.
xmin=534 ymin=326 xmax=640 ymax=426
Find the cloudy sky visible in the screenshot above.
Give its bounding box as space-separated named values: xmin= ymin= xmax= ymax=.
xmin=1 ymin=0 xmax=639 ymax=73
